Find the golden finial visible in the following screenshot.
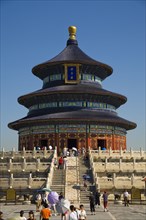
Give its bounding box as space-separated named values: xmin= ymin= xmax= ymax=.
xmin=68 ymin=26 xmax=77 ymax=40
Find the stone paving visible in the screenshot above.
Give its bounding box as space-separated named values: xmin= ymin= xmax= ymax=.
xmin=0 ymin=202 xmax=146 ymax=220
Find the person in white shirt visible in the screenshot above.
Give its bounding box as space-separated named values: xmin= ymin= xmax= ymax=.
xmin=63 ymin=147 xmax=68 ymax=157
xmin=123 ymin=190 xmax=129 ymax=206
xmin=78 ymin=204 xmax=87 ymax=220
xmin=19 ymin=210 xmax=27 ymax=220
xmin=67 ymin=205 xmax=78 ymax=220
xmin=42 ymin=192 xmax=49 ymax=205
xmin=63 ymin=156 xmax=68 ymax=169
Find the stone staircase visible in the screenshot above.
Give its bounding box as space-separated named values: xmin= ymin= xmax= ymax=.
xmin=50 ymin=167 xmax=65 ymax=195
xmin=50 ymin=156 xmax=96 ymax=204
xmin=78 ymin=157 xmax=96 ymax=204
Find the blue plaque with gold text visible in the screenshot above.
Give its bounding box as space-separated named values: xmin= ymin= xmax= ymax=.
xmin=64 ymin=64 xmax=80 ymax=84
xmin=67 ymin=66 xmax=77 ymax=80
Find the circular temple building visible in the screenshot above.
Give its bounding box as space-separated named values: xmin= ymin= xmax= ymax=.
xmin=8 ymin=26 xmax=137 ymax=153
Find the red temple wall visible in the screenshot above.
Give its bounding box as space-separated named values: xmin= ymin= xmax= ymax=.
xmin=19 ymin=132 xmax=126 ymax=151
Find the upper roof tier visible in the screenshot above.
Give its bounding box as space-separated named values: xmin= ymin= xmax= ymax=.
xmin=32 ymin=26 xmax=113 ymax=80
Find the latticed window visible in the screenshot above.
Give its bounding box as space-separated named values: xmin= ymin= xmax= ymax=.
xmin=50 ymin=74 xmax=61 ymax=81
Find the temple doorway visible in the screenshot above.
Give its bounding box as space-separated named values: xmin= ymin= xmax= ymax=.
xmin=67 ymin=139 xmax=77 ymax=150
xmin=97 ymin=139 xmax=106 ymax=150
xmin=40 ymin=139 xmax=48 ymax=149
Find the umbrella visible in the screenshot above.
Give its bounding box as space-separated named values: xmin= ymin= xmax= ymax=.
xmin=36 ymin=146 xmax=40 ymax=150
xmin=41 ymin=187 xmax=52 ymax=192
xmin=56 ymin=198 xmax=70 ymax=214
xmin=48 ymin=191 xmax=59 ymax=204
xmin=72 ymin=147 xmax=77 ymax=151
xmin=83 ymin=174 xmax=90 ymax=180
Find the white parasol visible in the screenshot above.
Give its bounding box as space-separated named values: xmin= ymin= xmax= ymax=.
xmin=56 ymin=198 xmax=70 ymax=214
xmin=72 ymin=147 xmax=77 ymax=151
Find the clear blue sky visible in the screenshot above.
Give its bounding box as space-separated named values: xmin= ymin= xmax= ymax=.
xmin=1 ymin=0 xmax=145 ymax=151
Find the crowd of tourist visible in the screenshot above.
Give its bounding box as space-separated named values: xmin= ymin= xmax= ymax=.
xmin=0 ymin=189 xmax=130 ymax=220
xmin=0 ymin=190 xmax=111 ymax=220
xmin=53 ymin=146 xmax=89 ymax=170
xmin=33 ymin=189 xmax=110 ymax=220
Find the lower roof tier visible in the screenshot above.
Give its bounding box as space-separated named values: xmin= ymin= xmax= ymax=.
xmin=8 ymin=109 xmax=136 ymax=131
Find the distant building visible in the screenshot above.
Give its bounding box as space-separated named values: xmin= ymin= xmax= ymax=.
xmin=8 ymin=26 xmax=136 ymax=152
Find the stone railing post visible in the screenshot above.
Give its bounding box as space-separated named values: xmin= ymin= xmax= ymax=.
xmin=1 ymin=148 xmax=5 ymax=159
xmin=96 ymin=175 xmax=100 ymax=190
xmin=120 ymin=146 xmax=123 ymax=157
xmin=43 ymin=147 xmax=47 ymax=158
xmin=88 ymin=146 xmax=91 ymax=157
xmin=119 ymin=158 xmax=122 ymax=171
xmin=8 ymin=158 xmax=12 ymax=172
xmin=76 ymin=157 xmax=80 ymax=204
xmin=109 ymin=147 xmax=112 ymax=157
xmin=76 ymin=157 xmax=79 ymax=186
xmin=10 ymin=173 xmax=13 ymax=188
xmin=92 ymin=164 xmax=96 ymax=182
xmin=89 ymin=152 xmax=96 ymax=182
xmin=46 ymin=150 xmax=57 ymax=188
xmin=28 ymin=173 xmax=32 ymax=188
xmin=95 ymin=173 xmax=98 ymax=184
xmin=46 ymin=159 xmax=54 ymax=188
xmin=22 ymin=158 xmax=26 ymax=171
xmin=113 ymin=173 xmax=116 ymax=186
xmin=105 ymin=157 xmax=108 ymax=170
xmin=98 ymin=147 xmax=101 ymax=157
xmin=36 ymin=158 xmax=40 ymax=171
xmin=11 ymin=148 xmax=15 ymax=159
xmin=54 ymin=146 xmax=57 ymax=158
xmin=131 ymin=173 xmax=134 ymax=186
xmin=130 ymin=147 xmax=133 ymax=158
xmin=133 ymin=158 xmax=136 ymax=170
xmin=88 ymin=147 xmax=91 ymax=158
xmin=33 ymin=147 xmax=36 ymax=158
xmin=140 ymin=147 xmax=144 ymax=158
xmin=89 ymin=155 xmax=93 ymax=169
xmin=21 ymin=147 xmax=26 ymax=158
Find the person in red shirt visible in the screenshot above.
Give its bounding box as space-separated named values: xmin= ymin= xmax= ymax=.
xmin=58 ymin=156 xmax=64 ymax=169
xmin=102 ymin=191 xmax=109 ymax=212
xmin=40 ymin=203 xmax=51 ymax=220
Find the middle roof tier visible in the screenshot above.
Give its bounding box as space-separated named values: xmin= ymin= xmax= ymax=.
xmin=18 ymin=83 xmax=127 ymax=109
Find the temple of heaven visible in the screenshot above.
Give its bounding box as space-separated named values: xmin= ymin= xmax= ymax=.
xmin=8 ymin=26 xmax=137 ymax=153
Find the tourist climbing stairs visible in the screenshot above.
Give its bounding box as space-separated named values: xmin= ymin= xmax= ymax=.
xmin=78 ymin=156 xmax=96 ymax=204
